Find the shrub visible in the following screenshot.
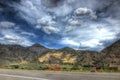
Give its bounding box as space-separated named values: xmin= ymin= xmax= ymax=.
xmin=38 ymin=66 xmax=47 ymax=70
xmin=54 ymin=66 xmax=61 ymax=71
xmin=47 ymin=66 xmax=51 ymax=70
xmin=62 ymin=67 xmax=67 ymax=71
xmin=71 ymin=66 xmax=79 ymax=70
xmin=109 ymin=67 xmax=118 ymax=71
xmin=90 ymin=70 xmax=96 ymax=72
xmin=11 ymin=64 xmax=19 ymax=69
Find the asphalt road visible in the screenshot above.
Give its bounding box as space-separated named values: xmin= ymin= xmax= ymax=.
xmin=0 ymin=69 xmax=120 ymax=80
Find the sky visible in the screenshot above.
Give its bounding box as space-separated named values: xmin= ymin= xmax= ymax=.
xmin=0 ymin=0 xmax=120 ymax=51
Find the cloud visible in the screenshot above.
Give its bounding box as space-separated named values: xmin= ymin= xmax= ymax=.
xmin=36 ymin=16 xmax=55 ymax=27
xmin=42 ymin=26 xmax=60 ymax=34
xmin=47 ymin=4 xmax=73 ymax=17
xmin=2 ymin=35 xmax=23 ymax=43
xmin=36 ymin=16 xmax=60 ymax=34
xmin=0 ymin=21 xmax=15 ymax=28
xmin=20 ymin=31 xmax=36 ymax=37
xmin=68 ymin=19 xmax=81 ymax=26
xmin=74 ymin=7 xmax=97 ymax=19
xmin=41 ymin=0 xmax=63 ymax=8
xmin=81 ymin=39 xmax=102 ymax=48
xmin=64 ymin=18 xmax=82 ymax=33
xmin=61 ymin=38 xmax=79 ymax=46
xmin=42 ymin=0 xmax=73 ymax=17
xmin=60 ymin=18 xmax=119 ymax=51
xmin=0 ymin=0 xmax=120 ymax=51
xmin=13 ymin=0 xmax=46 ymax=24
xmin=0 ymin=30 xmax=34 ymax=46
xmin=60 ymin=38 xmax=103 ymax=50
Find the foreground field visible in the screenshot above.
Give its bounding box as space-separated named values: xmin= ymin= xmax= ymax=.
xmin=0 ymin=69 xmax=120 ymax=80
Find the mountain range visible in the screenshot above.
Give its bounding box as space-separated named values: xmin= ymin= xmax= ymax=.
xmin=0 ymin=40 xmax=120 ymax=67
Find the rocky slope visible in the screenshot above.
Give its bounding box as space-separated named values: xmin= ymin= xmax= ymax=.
xmin=38 ymin=40 xmax=120 ymax=66
xmin=0 ymin=44 xmax=37 ymax=65
xmin=38 ymin=48 xmax=102 ymax=66
xmin=0 ymin=39 xmax=120 ymax=67
xmin=101 ymin=40 xmax=120 ymax=66
xmin=28 ymin=43 xmax=50 ymax=55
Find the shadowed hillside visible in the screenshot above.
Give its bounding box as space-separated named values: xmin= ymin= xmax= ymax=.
xmin=0 ymin=39 xmax=120 ymax=67
xmin=101 ymin=40 xmax=120 ymax=66
xmin=0 ymin=44 xmax=38 ymax=65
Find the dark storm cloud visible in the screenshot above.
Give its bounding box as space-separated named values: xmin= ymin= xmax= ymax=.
xmin=0 ymin=0 xmax=35 ymax=46
xmin=0 ymin=0 xmax=20 ymax=8
xmin=96 ymin=0 xmax=120 ymax=19
xmin=0 ymin=0 xmax=21 ymax=22
xmin=41 ymin=0 xmax=63 ymax=8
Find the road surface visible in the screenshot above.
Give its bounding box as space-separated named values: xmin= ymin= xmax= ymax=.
xmin=0 ymin=69 xmax=120 ymax=80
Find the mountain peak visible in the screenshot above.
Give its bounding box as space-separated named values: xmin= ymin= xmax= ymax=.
xmin=102 ymin=39 xmax=120 ymax=53
xmin=31 ymin=43 xmax=45 ymax=48
xmin=60 ymin=46 xmax=75 ymax=51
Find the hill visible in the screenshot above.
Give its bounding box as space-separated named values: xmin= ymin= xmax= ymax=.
xmin=0 ymin=44 xmax=37 ymax=65
xmin=0 ymin=39 xmax=120 ymax=67
xmin=38 ymin=47 xmax=102 ymax=66
xmin=101 ymin=40 xmax=120 ymax=66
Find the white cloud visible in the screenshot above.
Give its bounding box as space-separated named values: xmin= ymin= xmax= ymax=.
xmin=0 ymin=21 xmax=15 ymax=28
xmin=37 ymin=16 xmax=55 ymax=27
xmin=48 ymin=4 xmax=73 ymax=16
xmin=64 ymin=26 xmax=75 ymax=33
xmin=20 ymin=31 xmax=36 ymax=37
xmin=66 ymin=0 xmax=75 ymax=4
xmin=74 ymin=7 xmax=97 ymax=19
xmin=14 ymin=0 xmax=46 ymax=24
xmin=2 ymin=35 xmax=23 ymax=43
xmin=24 ymin=0 xmax=36 ymax=10
xmin=60 ymin=17 xmax=119 ymax=50
xmin=7 ymin=0 xmax=120 ymax=51
xmin=36 ymin=16 xmax=60 ymax=34
xmin=60 ymin=38 xmax=103 ymax=49
xmin=42 ymin=0 xmax=73 ymax=17
xmin=68 ymin=19 xmax=81 ymax=26
xmin=61 ymin=38 xmax=79 ymax=46
xmin=42 ymin=26 xmax=60 ymax=34
xmin=0 ymin=30 xmax=33 ymax=46
xmin=94 ymin=28 xmax=116 ymax=40
xmin=81 ymin=39 xmax=102 ymax=48
xmin=64 ymin=19 xmax=82 ymax=33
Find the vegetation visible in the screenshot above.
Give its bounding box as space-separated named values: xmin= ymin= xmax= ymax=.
xmin=0 ymin=63 xmax=120 ymax=72
xmin=0 ymin=39 xmax=120 ymax=72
